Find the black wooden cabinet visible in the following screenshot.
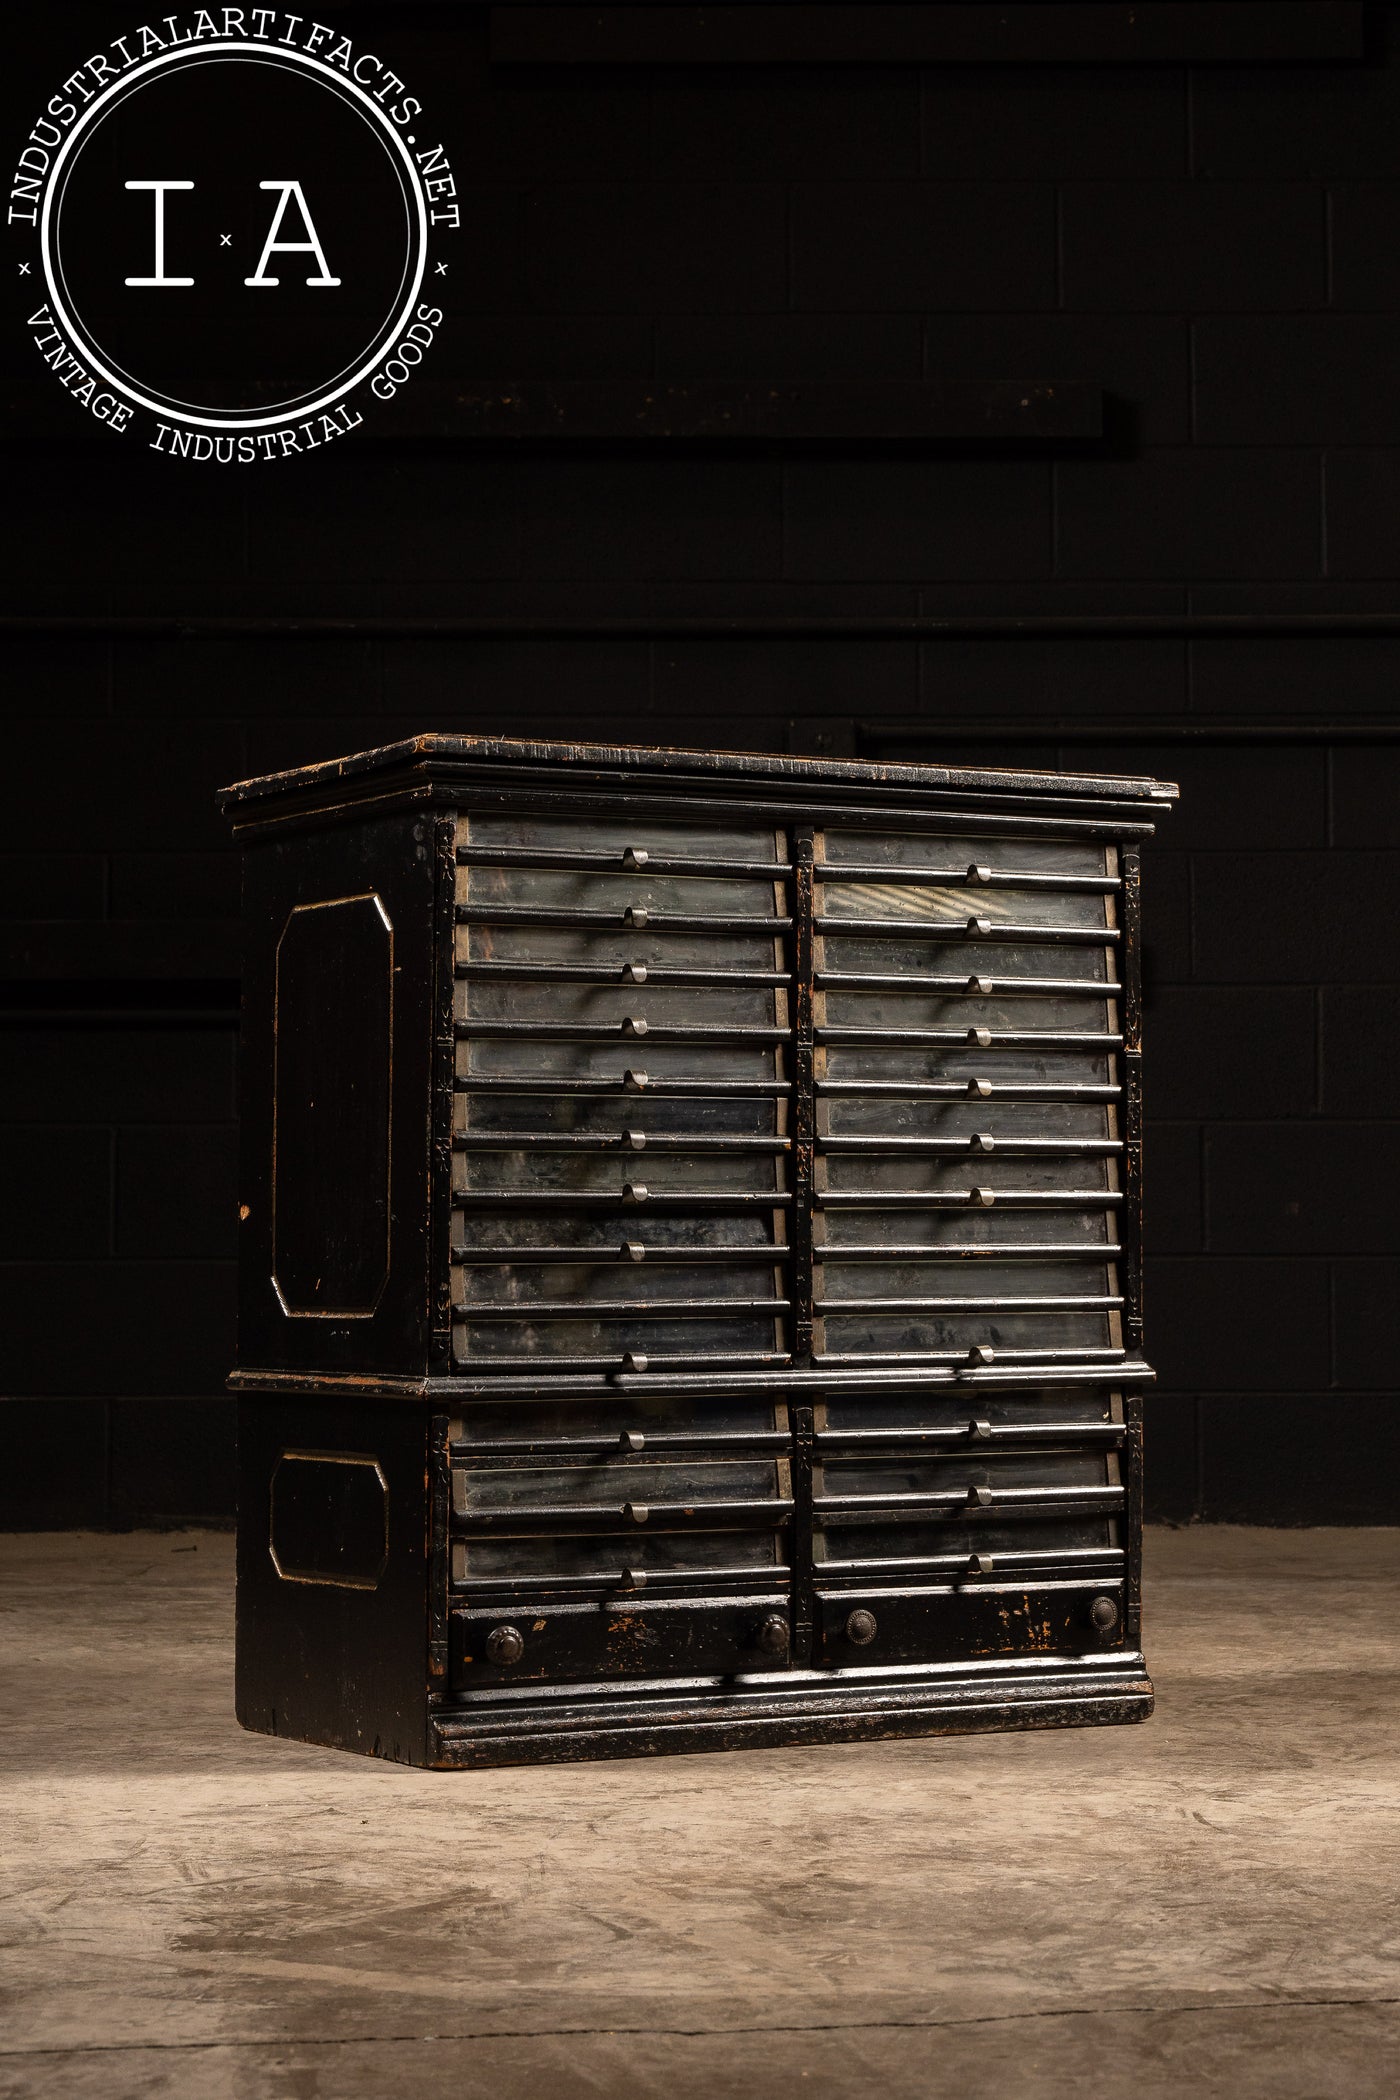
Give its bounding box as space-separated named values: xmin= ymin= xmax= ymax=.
xmin=220 ymin=736 xmax=1176 ymax=1767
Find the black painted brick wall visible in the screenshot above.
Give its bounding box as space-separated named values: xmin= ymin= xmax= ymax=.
xmin=5 ymin=4 xmax=1400 ymax=1524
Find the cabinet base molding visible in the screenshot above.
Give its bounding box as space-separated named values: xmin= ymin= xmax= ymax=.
xmin=422 ymin=1656 xmax=1154 ymax=1769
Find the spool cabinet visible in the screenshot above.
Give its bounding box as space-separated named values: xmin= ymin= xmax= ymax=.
xmin=219 ymin=735 xmax=1177 ymax=1768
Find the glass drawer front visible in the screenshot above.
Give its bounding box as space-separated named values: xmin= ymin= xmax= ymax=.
xmin=820 ymin=1153 xmax=1113 ymax=1195
xmin=819 ymin=882 xmax=1111 ymax=934
xmin=458 ymin=1040 xmax=784 ymax=1082
xmin=459 ymin=866 xmax=783 ymax=916
xmin=818 ymin=1390 xmax=1118 ymax=1435
xmin=820 ymin=830 xmax=1112 ymax=879
xmin=451 ymin=1395 xmax=787 ymax=1449
xmin=454 ymin=1455 xmax=783 ymax=1517
xmin=453 ymin=1150 xmax=783 ymax=1195
xmin=459 ymin=924 xmax=782 ymax=969
xmin=460 ymin=982 xmax=784 ymax=1028
xmin=821 ymin=1046 xmax=1116 ymax=1087
xmin=462 ymin=814 xmax=784 ymax=858
xmin=819 ymin=1208 xmax=1116 ymax=1251
xmin=824 ymin=1096 xmax=1112 ymax=1141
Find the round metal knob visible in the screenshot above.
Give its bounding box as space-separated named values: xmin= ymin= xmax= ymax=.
xmin=756 ymin=1614 xmax=790 ymax=1657
xmin=845 ymin=1608 xmax=878 ymax=1647
xmin=1089 ymin=1595 xmax=1120 ymax=1633
xmin=485 ymin=1624 xmax=524 ymax=1666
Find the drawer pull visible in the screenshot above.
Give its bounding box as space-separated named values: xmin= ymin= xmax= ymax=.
xmin=968 ymin=1187 xmax=996 ymax=1208
xmin=619 ymin=1429 xmax=646 ymax=1452
xmin=623 ymin=962 xmax=648 ymax=984
xmin=970 ymin=1132 xmax=995 ymax=1153
xmin=622 ymin=1183 xmax=648 ymax=1204
xmin=623 ymin=1068 xmax=649 ymax=1090
xmin=757 ymin=1613 xmax=791 ymax=1657
xmin=967 ymin=864 xmax=992 ymax=885
xmin=845 ymin=1608 xmax=878 ymax=1646
xmin=623 ymin=1241 xmax=647 ymax=1262
xmin=622 ymin=1351 xmax=648 ymax=1372
xmin=626 ymin=1130 xmax=647 ymax=1150
xmin=966 ymin=974 xmax=994 ymax=994
xmin=968 ymin=1484 xmax=994 ymax=1508
xmin=621 ymin=1016 xmax=649 ymax=1036
xmin=1090 ymin=1595 xmax=1120 ymax=1632
xmin=625 ymin=906 xmax=649 ymax=928
xmin=968 ymin=1552 xmax=996 ymax=1575
xmin=624 ymin=1501 xmax=650 ymax=1524
xmin=966 ymin=916 xmax=993 ymax=936
xmin=969 ymin=1418 xmax=993 ymax=1440
xmin=622 ymin=847 xmax=650 ymax=869
xmin=967 ymin=1078 xmax=994 ymax=1098
xmin=967 ymin=1027 xmax=993 ymax=1048
xmin=485 ymin=1624 xmax=524 ymax=1667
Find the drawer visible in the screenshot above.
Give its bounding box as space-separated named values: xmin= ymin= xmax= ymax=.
xmin=823 ymin=1096 xmax=1114 ymax=1141
xmin=817 ymin=884 xmax=1113 ymax=938
xmin=459 ymin=812 xmax=787 ymax=863
xmin=456 ymin=1091 xmax=782 ymax=1138
xmin=817 ymin=1388 xmax=1121 ymax=1445
xmin=449 ymin=1394 xmax=789 ymax=1453
xmin=457 ymin=1039 xmax=787 ymax=1086
xmin=452 ymin=1526 xmax=787 ymax=1590
xmin=818 ymin=828 xmax=1113 ymax=880
xmin=458 ymin=865 xmax=785 ymax=919
xmin=450 ymin=1592 xmax=793 ymax=1688
xmin=813 ymin=1581 xmax=1127 ymax=1668
xmin=815 ymin=1446 xmax=1121 ymax=1516
xmin=455 ymin=980 xmax=788 ymax=1046
xmin=459 ymin=922 xmax=785 ymax=972
xmin=452 ymin=1454 xmax=789 ymax=1528
xmin=820 ymin=985 xmax=1113 ymax=1038
xmin=452 ymin=1308 xmax=787 ymax=1370
xmin=458 ymin=981 xmax=786 ymax=1029
xmin=819 ymin=1208 xmax=1118 ymax=1255
xmin=453 ymin=1145 xmax=786 ymax=1196
xmin=819 ymin=1152 xmax=1115 ymax=1196
xmin=821 ymin=1045 xmax=1118 ymax=1090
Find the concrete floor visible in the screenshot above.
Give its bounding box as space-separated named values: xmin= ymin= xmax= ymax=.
xmin=1 ymin=1531 xmax=1398 ymax=2100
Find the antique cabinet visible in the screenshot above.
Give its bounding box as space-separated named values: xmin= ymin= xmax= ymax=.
xmin=220 ymin=735 xmax=1176 ymax=1767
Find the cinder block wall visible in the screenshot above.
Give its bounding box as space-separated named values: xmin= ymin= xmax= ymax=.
xmin=5 ymin=4 xmax=1400 ymax=1525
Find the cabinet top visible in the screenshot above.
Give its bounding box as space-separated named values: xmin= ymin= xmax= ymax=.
xmin=219 ymin=732 xmax=1177 ymax=828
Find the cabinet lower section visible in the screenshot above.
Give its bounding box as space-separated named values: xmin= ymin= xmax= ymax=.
xmin=232 ymin=1390 xmax=1150 ymax=1771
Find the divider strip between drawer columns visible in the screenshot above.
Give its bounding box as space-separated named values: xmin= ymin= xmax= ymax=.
xmin=1119 ymin=847 xmax=1144 ymax=1354
xmin=430 ymin=811 xmax=459 ymax=1374
xmin=790 ymin=825 xmax=818 ymax=1659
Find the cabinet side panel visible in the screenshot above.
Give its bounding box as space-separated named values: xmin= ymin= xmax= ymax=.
xmin=236 ymin=809 xmax=440 ymax=1380
xmin=235 ymin=1398 xmax=431 ymax=1764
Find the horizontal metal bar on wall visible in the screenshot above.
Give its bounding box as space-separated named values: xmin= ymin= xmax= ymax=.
xmin=855 ymin=719 xmax=1400 ymax=744
xmin=388 ymin=381 xmax=1105 ymax=445
xmin=11 ymin=613 xmax=1400 ymax=641
xmin=1 ymin=381 xmax=1106 ymax=453
xmin=489 ymin=3 xmax=1365 ymax=67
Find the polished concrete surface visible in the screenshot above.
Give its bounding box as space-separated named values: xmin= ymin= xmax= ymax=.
xmin=2 ymin=1527 xmax=1397 ymax=2098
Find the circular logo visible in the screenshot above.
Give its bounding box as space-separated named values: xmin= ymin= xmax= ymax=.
xmin=11 ymin=14 xmax=457 ymax=459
